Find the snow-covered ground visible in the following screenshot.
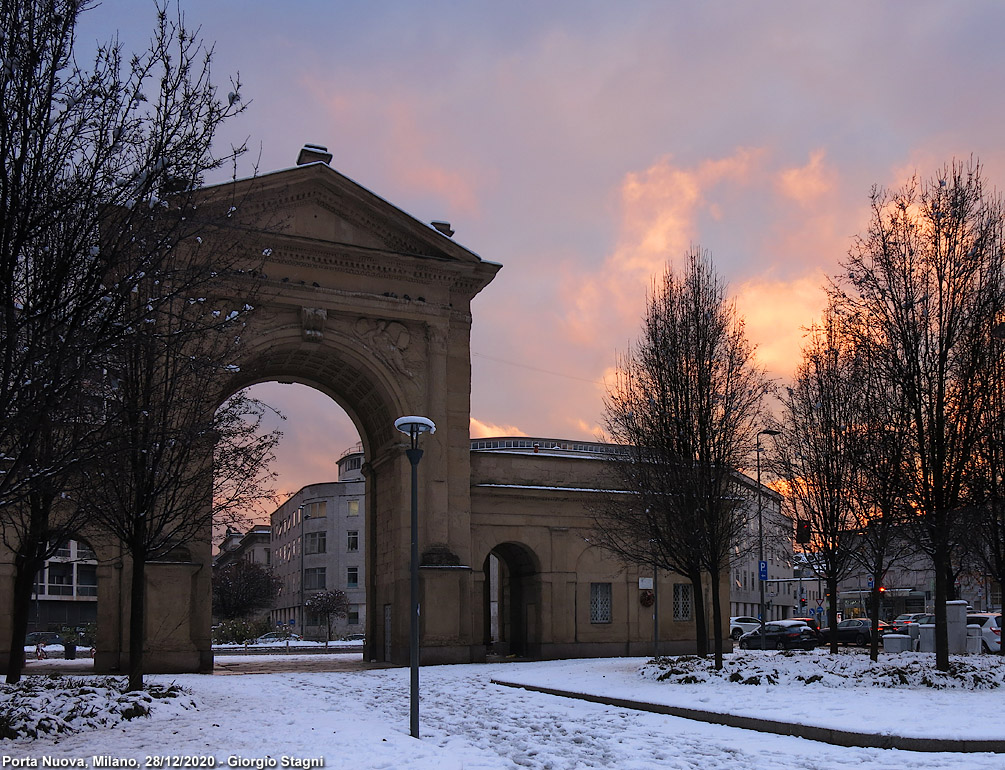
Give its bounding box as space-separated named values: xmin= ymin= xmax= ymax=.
xmin=213 ymin=639 xmax=363 ymax=650
xmin=7 ymin=651 xmax=1005 ymax=769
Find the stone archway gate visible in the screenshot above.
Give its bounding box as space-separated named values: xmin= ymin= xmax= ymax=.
xmin=219 ymin=158 xmax=500 ymax=668
xmin=0 ymin=156 xmax=499 ymax=673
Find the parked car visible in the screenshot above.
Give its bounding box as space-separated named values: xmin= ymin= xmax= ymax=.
xmin=253 ymin=631 xmax=303 ymax=644
xmin=729 ymin=616 xmax=761 ymax=641
xmin=820 ymin=618 xmax=895 ymax=646
xmin=738 ymin=619 xmax=819 ymax=650
xmin=967 ymin=613 xmax=1001 ymax=653
xmin=25 ymin=631 xmax=61 ymax=646
xmin=890 ymin=613 xmax=928 ymax=634
xmin=790 ymin=617 xmax=823 ymax=637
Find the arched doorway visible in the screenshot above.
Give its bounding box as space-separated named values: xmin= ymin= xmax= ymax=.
xmin=483 ymin=542 xmax=540 ymax=658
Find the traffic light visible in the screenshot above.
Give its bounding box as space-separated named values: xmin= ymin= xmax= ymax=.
xmin=796 ymin=519 xmax=811 ymax=544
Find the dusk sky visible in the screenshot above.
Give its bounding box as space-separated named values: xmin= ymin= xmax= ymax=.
xmin=81 ymin=1 xmax=1005 ymax=508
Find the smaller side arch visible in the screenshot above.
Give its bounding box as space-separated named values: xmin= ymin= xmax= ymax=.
xmin=482 ymin=541 xmax=541 ymax=658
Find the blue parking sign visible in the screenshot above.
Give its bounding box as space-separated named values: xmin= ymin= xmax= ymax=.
xmin=759 ymin=561 xmax=767 ymax=580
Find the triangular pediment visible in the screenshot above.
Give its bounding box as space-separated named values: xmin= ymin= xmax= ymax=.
xmin=222 ymin=162 xmax=487 ymax=265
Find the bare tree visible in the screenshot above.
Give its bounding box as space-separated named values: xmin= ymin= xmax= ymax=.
xmin=213 ymin=559 xmax=281 ymax=620
xmin=846 ymin=334 xmax=914 ymax=661
xmin=769 ymin=309 xmax=863 ymax=654
xmin=305 ymin=590 xmax=350 ymax=647
xmin=833 ymin=159 xmax=1005 ymax=670
xmin=968 ymin=326 xmax=1005 ymax=652
xmin=84 ymin=311 xmax=281 ymax=690
xmin=596 ymin=248 xmax=771 ymax=668
xmin=0 ymin=0 xmax=249 ymax=682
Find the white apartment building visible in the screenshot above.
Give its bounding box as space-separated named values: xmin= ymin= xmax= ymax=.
xmin=269 ymin=445 xmax=365 ymax=639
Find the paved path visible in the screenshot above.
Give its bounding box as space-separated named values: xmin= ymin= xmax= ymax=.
xmin=21 ymin=650 xmax=392 ymax=676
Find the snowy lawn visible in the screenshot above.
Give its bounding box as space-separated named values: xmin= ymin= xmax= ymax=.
xmin=0 ymin=676 xmax=195 ymax=739
xmin=6 ymin=651 xmax=1005 ymax=769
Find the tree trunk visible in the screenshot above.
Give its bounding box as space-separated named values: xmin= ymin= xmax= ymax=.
xmin=709 ymin=568 xmax=724 ymax=669
xmin=827 ymin=575 xmax=839 ymax=654
xmin=868 ymin=582 xmax=881 ymax=662
xmin=128 ymin=551 xmax=146 ymax=691
xmin=689 ymin=573 xmax=707 ymax=656
xmin=934 ymin=539 xmax=949 ymax=671
xmin=5 ymin=559 xmax=40 ymax=684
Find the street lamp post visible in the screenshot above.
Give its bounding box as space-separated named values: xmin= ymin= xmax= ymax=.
xmin=394 ymin=415 xmax=436 ymax=740
xmin=756 ymin=429 xmax=780 ymax=650
xmin=299 ymin=504 xmax=310 ymax=633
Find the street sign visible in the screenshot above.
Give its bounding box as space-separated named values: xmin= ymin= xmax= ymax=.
xmin=867 ymin=577 xmax=874 ymax=589
xmin=759 ymin=561 xmax=768 ymax=581
xmin=815 ymin=607 xmax=823 ymax=616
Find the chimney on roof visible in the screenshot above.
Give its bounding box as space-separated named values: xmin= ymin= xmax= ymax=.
xmin=297 ymin=144 xmax=333 ymax=166
xmin=431 ymin=220 xmax=454 ymax=237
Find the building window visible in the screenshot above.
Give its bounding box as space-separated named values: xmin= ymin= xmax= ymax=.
xmin=673 ymin=583 xmax=693 ymax=622
xmin=347 ymin=531 xmax=359 ymax=552
xmin=347 ymin=500 xmax=359 ymax=517
xmin=305 ymin=501 xmax=326 ymax=519
xmin=76 ymin=541 xmax=96 ymax=560
xmin=52 ymin=540 xmax=71 ymax=559
xmin=305 ymin=531 xmax=326 ymax=555
xmin=48 ymin=562 xmax=73 ymax=595
xmin=76 ymin=564 xmax=98 ymax=597
xmin=304 ymin=567 xmax=326 ymax=590
xmin=589 ymin=582 xmax=612 ymax=624
xmin=347 ymin=566 xmax=359 ymax=588
xmin=348 ymin=605 xmax=360 ymax=625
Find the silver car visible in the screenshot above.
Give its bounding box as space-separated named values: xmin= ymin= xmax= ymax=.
xmin=967 ymin=613 xmax=1001 ymax=653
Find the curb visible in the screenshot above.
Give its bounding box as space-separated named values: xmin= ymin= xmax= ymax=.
xmin=490 ymin=679 xmax=1005 ymax=754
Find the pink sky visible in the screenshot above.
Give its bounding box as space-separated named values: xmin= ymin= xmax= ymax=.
xmin=81 ymin=1 xmax=1005 ymax=508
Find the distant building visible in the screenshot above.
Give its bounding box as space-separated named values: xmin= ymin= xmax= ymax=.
xmin=269 ymin=445 xmax=366 ymax=639
xmin=726 ymin=480 xmax=796 ymax=622
xmin=214 ymin=524 xmax=272 ymax=570
xmin=30 ymin=539 xmax=98 ymax=633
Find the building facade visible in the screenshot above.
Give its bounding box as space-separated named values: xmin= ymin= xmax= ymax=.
xmin=269 ymin=446 xmax=366 ymax=639
xmin=30 ymin=539 xmax=99 ymax=633
xmin=214 ymin=525 xmax=272 ymax=570
xmin=728 ymin=489 xmax=798 ymax=622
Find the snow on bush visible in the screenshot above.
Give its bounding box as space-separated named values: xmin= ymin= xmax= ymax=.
xmin=0 ymin=676 xmax=196 ymax=739
xmin=640 ymin=651 xmax=1005 ymax=690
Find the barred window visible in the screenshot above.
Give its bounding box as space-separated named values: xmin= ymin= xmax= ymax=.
xmin=673 ymin=583 xmax=693 ymax=622
xmin=590 ymin=582 xmax=612 ymax=624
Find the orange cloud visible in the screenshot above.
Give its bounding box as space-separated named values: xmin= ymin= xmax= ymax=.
xmin=385 ymin=101 xmax=483 ymax=217
xmin=559 ymin=148 xmax=766 ymax=348
xmin=776 ymin=150 xmax=835 ymax=205
xmin=470 ymin=417 xmax=528 ymax=438
xmin=303 ymin=77 xmax=483 ymax=218
xmin=733 ymin=273 xmax=829 ymax=377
